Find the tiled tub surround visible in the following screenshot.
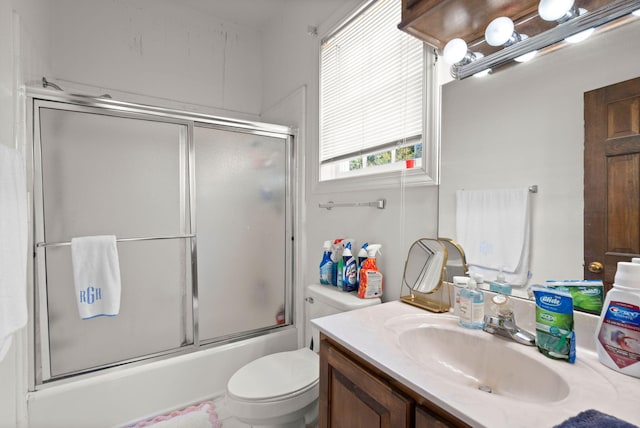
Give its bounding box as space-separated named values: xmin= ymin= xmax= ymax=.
xmin=312 ymin=293 xmax=639 ymax=428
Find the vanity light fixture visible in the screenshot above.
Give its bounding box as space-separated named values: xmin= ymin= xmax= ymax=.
xmin=450 ymin=0 xmax=638 ymax=80
xmin=561 ymin=8 xmax=594 ymax=43
xmin=442 ymin=38 xmax=474 ymax=64
xmin=513 ymin=35 xmax=538 ymax=63
xmin=564 ymin=26 xmax=595 ymax=43
xmin=538 ymin=0 xmax=578 ymax=22
xmin=538 ymin=0 xmax=594 ymax=43
xmin=470 ymin=53 xmax=492 ymax=77
xmin=485 ymin=17 xmax=521 ymax=46
xmin=443 ymin=39 xmax=491 ymax=76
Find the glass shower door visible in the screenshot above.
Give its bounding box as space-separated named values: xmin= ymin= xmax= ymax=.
xmin=194 ymin=125 xmax=292 ymax=342
xmin=35 ymin=106 xmax=192 ymax=380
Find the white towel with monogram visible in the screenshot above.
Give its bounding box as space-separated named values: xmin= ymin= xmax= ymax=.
xmin=71 ymin=235 xmax=122 ymax=319
xmin=456 ymin=188 xmax=531 ymax=286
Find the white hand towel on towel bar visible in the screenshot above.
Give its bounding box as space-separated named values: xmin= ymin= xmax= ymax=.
xmin=0 ymin=145 xmax=28 ymax=363
xmin=71 ymin=236 xmax=122 ymax=320
xmin=456 ymin=188 xmax=531 ymax=286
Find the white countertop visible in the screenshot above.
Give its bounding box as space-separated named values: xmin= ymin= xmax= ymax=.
xmin=312 ymin=300 xmax=640 ymax=428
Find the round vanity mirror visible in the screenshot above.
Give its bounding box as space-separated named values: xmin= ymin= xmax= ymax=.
xmin=402 ymin=238 xmax=448 ymax=293
xmin=400 ymin=238 xmax=450 ymax=313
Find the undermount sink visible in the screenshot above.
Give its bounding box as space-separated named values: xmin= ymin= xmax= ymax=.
xmin=387 ymin=315 xmax=570 ymax=404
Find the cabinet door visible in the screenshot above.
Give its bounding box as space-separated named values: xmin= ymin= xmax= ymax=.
xmin=320 ymin=340 xmax=411 ymax=428
xmin=416 ymin=406 xmax=455 ymax=428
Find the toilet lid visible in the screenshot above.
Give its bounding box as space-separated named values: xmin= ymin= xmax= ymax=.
xmin=228 ymin=348 xmax=319 ymax=401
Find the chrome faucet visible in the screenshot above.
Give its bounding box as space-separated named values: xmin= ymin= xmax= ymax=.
xmin=482 ymin=294 xmax=536 ymax=346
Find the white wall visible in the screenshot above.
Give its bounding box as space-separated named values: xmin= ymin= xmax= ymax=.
xmin=49 ymin=0 xmax=263 ymax=118
xmin=0 ymin=1 xmax=14 ymax=151
xmin=1 ymin=1 xmax=300 ymax=427
xmin=1 ymin=1 xmax=52 ymax=426
xmin=439 ymin=20 xmax=640 ymax=290
xmin=261 ymin=0 xmax=440 ymax=304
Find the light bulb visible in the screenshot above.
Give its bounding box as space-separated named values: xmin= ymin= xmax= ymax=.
xmin=514 ymin=35 xmax=537 ymax=63
xmin=443 ymin=38 xmax=469 ymax=64
xmin=563 ymin=9 xmax=593 ymax=43
xmin=485 ymin=17 xmax=515 ymax=47
xmin=633 ymin=9 xmax=640 ymax=16
xmin=538 ymin=0 xmax=575 ymax=21
xmin=565 ymin=27 xmax=594 ymax=43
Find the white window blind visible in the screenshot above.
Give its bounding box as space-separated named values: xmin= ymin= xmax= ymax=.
xmin=320 ymin=0 xmax=424 ymax=165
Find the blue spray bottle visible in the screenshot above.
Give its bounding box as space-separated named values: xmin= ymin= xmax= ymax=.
xmin=330 ymin=239 xmax=343 ymax=286
xmin=342 ymin=242 xmax=358 ymax=292
xmin=319 ymin=240 xmax=333 ymax=285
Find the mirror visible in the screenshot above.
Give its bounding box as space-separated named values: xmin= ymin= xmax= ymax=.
xmin=438 ymin=18 xmax=640 ymax=305
xmin=399 ymin=238 xmax=450 ymax=313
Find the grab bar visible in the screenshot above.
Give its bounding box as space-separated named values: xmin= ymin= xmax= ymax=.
xmin=319 ymin=199 xmax=386 ymax=210
xmin=35 ymin=234 xmax=195 ymax=248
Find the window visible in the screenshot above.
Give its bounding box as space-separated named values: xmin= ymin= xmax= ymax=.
xmin=319 ymin=0 xmax=436 ymax=186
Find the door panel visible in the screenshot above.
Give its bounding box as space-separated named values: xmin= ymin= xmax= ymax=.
xmin=584 ymin=76 xmax=640 ymax=289
xmin=320 ymin=339 xmax=411 ymax=428
xmin=37 ymin=107 xmax=192 ymax=378
xmin=606 ymin=154 xmax=640 ymax=254
xmin=194 ymin=125 xmax=290 ymax=341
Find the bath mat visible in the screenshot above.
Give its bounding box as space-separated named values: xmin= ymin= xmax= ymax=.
xmin=126 ymin=400 xmax=220 ymax=428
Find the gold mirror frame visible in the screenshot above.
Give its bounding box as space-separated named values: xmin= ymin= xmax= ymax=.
xmin=439 ymin=237 xmax=469 ymax=283
xmin=399 ymin=238 xmax=450 ymax=313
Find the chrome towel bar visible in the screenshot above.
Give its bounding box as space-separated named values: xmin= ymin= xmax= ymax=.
xmin=319 ymin=199 xmax=386 ymax=210
xmin=35 ymin=234 xmax=195 ymax=248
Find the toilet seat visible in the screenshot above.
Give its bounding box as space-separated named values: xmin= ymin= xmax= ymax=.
xmin=227 ymin=348 xmax=319 ymax=402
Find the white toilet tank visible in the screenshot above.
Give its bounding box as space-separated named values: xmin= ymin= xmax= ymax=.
xmin=305 ymin=284 xmax=381 ymax=352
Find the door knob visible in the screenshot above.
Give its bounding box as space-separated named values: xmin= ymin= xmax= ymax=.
xmin=588 ymin=261 xmax=604 ymax=273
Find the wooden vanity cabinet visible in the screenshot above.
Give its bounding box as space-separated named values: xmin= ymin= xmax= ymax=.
xmin=319 ymin=334 xmax=469 ymax=428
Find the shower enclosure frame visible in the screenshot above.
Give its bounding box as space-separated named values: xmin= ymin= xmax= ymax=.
xmin=26 ymin=88 xmax=296 ymax=389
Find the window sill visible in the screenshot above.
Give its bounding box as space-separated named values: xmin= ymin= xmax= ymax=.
xmin=312 ymin=165 xmax=437 ymax=194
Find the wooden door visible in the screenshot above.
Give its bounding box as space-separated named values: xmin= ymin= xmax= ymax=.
xmin=319 ymin=336 xmax=412 ymax=428
xmin=584 ymin=76 xmax=640 ymax=291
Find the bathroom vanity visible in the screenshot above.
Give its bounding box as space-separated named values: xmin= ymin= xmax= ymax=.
xmin=319 ymin=333 xmax=468 ymax=427
xmin=313 ymin=300 xmax=640 ymax=428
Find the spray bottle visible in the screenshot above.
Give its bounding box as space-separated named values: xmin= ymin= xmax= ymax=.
xmin=330 ymin=239 xmax=344 ymax=286
xmin=336 ymin=242 xmax=345 ymax=290
xmin=356 ymin=243 xmax=369 ymax=286
xmin=358 ymin=244 xmax=383 ymax=299
xmin=319 ymin=240 xmax=333 ymax=285
xmin=342 ymin=242 xmax=358 ymax=292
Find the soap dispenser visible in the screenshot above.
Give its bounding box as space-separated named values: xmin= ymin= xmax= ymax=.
xmin=489 ymin=267 xmax=512 ymax=295
xmin=458 ymin=277 xmax=485 ymax=329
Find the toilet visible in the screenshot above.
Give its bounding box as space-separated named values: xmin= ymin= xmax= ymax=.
xmin=225 ymin=284 xmax=381 ymax=428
